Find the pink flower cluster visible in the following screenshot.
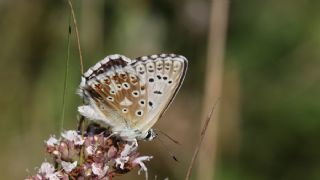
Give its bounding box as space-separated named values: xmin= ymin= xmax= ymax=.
xmin=26 ymin=124 xmax=152 ymax=180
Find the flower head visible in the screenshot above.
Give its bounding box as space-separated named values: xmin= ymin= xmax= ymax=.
xmin=27 ymin=123 xmax=153 ymax=180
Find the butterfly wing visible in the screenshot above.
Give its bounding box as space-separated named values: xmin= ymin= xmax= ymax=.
xmin=131 ymin=54 xmax=188 ymax=134
xmin=78 ymin=54 xmax=148 ymax=133
xmin=78 ymin=54 xmax=187 ymax=139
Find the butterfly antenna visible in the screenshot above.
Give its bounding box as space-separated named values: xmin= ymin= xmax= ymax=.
xmin=157 ymin=130 xmax=181 ymax=145
xmin=156 ymin=138 xmax=179 ymax=162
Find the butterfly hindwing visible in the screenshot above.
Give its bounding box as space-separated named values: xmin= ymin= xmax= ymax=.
xmin=79 ymin=54 xmax=147 ymax=131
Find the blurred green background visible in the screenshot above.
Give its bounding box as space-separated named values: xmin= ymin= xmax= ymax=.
xmin=1 ymin=0 xmax=320 ymax=179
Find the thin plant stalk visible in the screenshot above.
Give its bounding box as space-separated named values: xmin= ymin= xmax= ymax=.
xmin=67 ymin=0 xmax=84 ymax=74
xmin=60 ymin=20 xmax=71 ymax=133
xmin=185 ymin=99 xmax=219 ymax=180
xmin=66 ymin=0 xmax=85 ymax=134
xmin=196 ymin=0 xmax=230 ymax=179
xmin=66 ymin=0 xmax=86 ymax=164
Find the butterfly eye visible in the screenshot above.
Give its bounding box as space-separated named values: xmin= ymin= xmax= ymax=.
xmin=145 ymin=129 xmax=156 ymax=141
xmin=145 ymin=131 xmax=152 ymax=139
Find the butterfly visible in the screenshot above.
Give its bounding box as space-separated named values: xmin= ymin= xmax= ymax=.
xmin=78 ymin=54 xmax=188 ymax=141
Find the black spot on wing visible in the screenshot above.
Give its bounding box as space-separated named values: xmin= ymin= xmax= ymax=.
xmin=153 ymin=90 xmax=162 ymax=95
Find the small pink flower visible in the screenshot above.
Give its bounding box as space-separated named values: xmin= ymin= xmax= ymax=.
xmin=38 ymin=162 xmax=55 ymax=175
xmin=46 ymin=173 xmax=60 ymax=180
xmin=85 ymin=144 xmax=96 ymax=155
xmin=46 ymin=136 xmax=58 ymax=147
xmin=61 ymin=130 xmax=84 ymax=145
xmin=107 ymin=146 xmax=117 ymax=158
xmin=61 ymin=161 xmax=77 ymax=173
xmin=36 ymin=162 xmax=64 ymax=180
xmin=92 ymin=163 xmax=109 ymax=178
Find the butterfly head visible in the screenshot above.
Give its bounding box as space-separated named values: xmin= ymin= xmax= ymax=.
xmin=143 ymin=129 xmax=157 ymax=141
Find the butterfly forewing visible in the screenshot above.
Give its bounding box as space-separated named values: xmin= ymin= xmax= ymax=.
xmin=132 ymin=54 xmax=187 ymax=133
xmin=79 ymin=54 xmax=187 ymax=139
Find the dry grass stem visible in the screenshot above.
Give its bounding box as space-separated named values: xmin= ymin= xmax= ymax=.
xmin=66 ymin=0 xmax=86 ymax=136
xmin=185 ymin=99 xmax=220 ymax=180
xmin=67 ymin=0 xmax=84 ymax=74
xmin=197 ymin=0 xmax=230 ymax=179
